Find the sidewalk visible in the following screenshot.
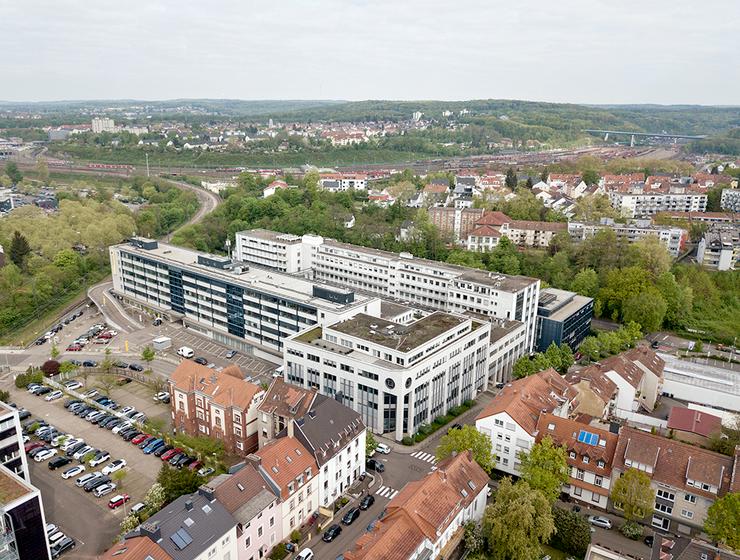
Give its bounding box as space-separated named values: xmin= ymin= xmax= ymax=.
xmin=376 ymin=390 xmax=496 ymax=454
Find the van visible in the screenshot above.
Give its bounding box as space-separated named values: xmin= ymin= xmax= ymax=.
xmin=177 ymin=346 xmax=194 ymax=359
xmin=296 ymin=549 xmax=314 ymax=560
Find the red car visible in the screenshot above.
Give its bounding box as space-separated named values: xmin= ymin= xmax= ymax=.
xmin=108 ymin=494 xmax=130 ymax=509
xmin=66 ymin=345 xmax=82 ymax=352
xmin=131 ymin=434 xmax=149 ymax=445
xmin=187 ymin=460 xmax=202 ymax=471
xmin=25 ymin=441 xmax=45 ymax=453
xmin=161 ymin=448 xmax=182 ymax=461
xmin=97 ymin=333 xmax=113 ymax=340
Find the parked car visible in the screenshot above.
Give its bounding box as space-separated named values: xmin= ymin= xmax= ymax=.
xmin=129 ymin=363 xmax=144 ymax=372
xmin=93 ymin=483 xmax=117 ymax=498
xmin=153 ymin=445 xmax=172 ymax=458
xmin=143 ymin=440 xmax=165 ymax=455
xmin=131 ymin=502 xmax=146 ymax=515
xmin=102 ymin=459 xmax=127 ymax=475
xmin=48 ymin=456 xmax=72 ymax=470
xmin=34 ymin=449 xmax=58 ymax=462
xmin=359 ymin=494 xmax=375 ymax=510
xmin=138 ymin=436 xmax=157 ymax=449
xmin=588 ymin=516 xmax=612 ymax=529
xmin=63 ymin=380 xmax=83 ymax=391
xmin=89 ymin=452 xmax=111 ymax=467
xmin=296 ymin=549 xmax=314 ymax=560
xmin=84 ymin=476 xmax=111 ymax=493
xmin=73 ymin=445 xmax=94 ymax=461
xmin=162 ymin=448 xmax=182 ymax=461
xmin=197 ymin=466 xmax=215 ymax=477
xmin=108 ymin=494 xmax=130 ymax=509
xmin=17 ymin=409 xmax=31 ymax=421
xmin=75 ymin=472 xmax=101 ymax=487
xmin=644 ymin=535 xmax=654 ymax=547
xmin=225 ymin=350 xmax=237 ymax=359
xmin=375 ymin=443 xmax=391 ymax=454
xmin=131 ymin=434 xmax=149 ymax=445
xmin=82 ymin=360 xmax=97 ymax=368
xmin=154 ymin=391 xmax=170 ymax=402
xmin=342 ymin=507 xmax=361 ymax=525
xmin=366 ymin=459 xmax=385 ymax=473
xmin=66 ymin=345 xmax=83 ymax=352
xmin=25 ymin=441 xmax=45 ymax=454
xmin=51 ymin=536 xmax=75 ymax=558
xmin=194 ymin=357 xmax=208 ymax=365
xmin=35 ymin=387 xmax=53 ymax=396
xmin=61 ymin=465 xmax=85 ymax=479
xmin=322 ymin=524 xmax=342 ymax=542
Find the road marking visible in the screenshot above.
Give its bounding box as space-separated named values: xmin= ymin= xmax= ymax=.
xmin=410 ymin=451 xmax=436 ymax=464
xmin=375 ymin=485 xmax=398 ymax=499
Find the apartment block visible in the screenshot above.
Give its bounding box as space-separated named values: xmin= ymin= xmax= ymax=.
xmin=696 ymin=225 xmax=739 ymax=271
xmin=605 ymin=181 xmax=707 ymax=218
xmin=169 ymin=362 xmax=264 ymax=456
xmin=535 ymin=288 xmax=593 ymax=352
xmin=284 ymin=311 xmax=491 ymax=440
xmin=568 ymin=219 xmax=688 ymax=257
xmin=720 ymin=187 xmax=740 ymax=212
xmin=109 ymin=238 xmax=380 ymax=361
xmin=319 ymin=173 xmax=368 ymax=192
xmin=0 ymin=402 xmax=29 ymax=479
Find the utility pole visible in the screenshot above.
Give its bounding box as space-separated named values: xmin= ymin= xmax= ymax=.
xmin=145 ymin=153 xmax=150 ymax=178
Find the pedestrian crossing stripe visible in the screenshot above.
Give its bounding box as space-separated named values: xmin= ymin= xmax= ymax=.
xmin=410 ymin=451 xmax=437 ymax=464
xmin=376 ymin=486 xmax=399 ymax=499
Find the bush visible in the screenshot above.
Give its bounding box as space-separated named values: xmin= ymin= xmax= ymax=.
xmin=290 ymin=529 xmax=301 ymax=543
xmin=41 ymin=360 xmax=61 ymax=377
xmin=340 ymin=496 xmax=349 ymax=506
xmin=549 ymin=507 xmax=591 ymax=557
xmin=401 ymin=436 xmax=414 ymax=446
xmin=269 ymin=543 xmax=288 ymax=560
xmin=620 ymin=521 xmax=642 ymax=540
xmin=15 ymin=369 xmax=43 ymax=388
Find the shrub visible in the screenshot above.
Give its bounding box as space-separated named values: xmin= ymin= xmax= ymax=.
xmin=401 ymin=436 xmax=414 ymax=446
xmin=340 ymin=496 xmax=349 ymax=506
xmin=269 ymin=543 xmax=288 ymax=560
xmin=620 ymin=521 xmax=642 ymax=540
xmin=418 ymin=424 xmax=433 ymax=436
xmin=290 ymin=529 xmax=301 ymax=543
xmin=41 ymin=360 xmax=60 ymax=377
xmin=549 ymin=507 xmax=591 ymax=557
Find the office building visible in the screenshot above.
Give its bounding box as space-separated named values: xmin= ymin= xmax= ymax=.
xmin=568 ymin=219 xmax=688 ymax=257
xmin=109 ymin=238 xmax=380 ymax=362
xmin=0 ymin=465 xmax=51 ymax=560
xmin=535 ymin=288 xmax=593 ymax=352
xmin=283 ymin=311 xmax=491 ymax=440
xmin=0 ymin=403 xmax=29 ymax=479
xmin=235 ymin=230 xmax=541 ymax=351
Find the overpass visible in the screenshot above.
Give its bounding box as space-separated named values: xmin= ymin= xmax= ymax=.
xmin=583 ymin=129 xmax=707 ymax=146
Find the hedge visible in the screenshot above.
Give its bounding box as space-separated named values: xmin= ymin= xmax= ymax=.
xmin=402 ymin=399 xmax=476 ymax=445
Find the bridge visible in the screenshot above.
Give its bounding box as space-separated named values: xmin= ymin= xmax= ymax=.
xmin=583 ymin=129 xmax=707 ymax=147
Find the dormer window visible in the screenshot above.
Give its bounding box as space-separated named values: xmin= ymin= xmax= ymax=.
xmin=288 ymin=482 xmax=294 ymax=494
xmin=569 ymin=451 xmax=576 ymax=459
xmin=582 ymin=456 xmax=589 ymax=464
xmin=547 ymin=423 xmax=555 ymax=431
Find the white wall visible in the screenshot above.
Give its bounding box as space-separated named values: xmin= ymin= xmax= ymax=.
xmin=476 ymin=412 xmax=532 ymax=476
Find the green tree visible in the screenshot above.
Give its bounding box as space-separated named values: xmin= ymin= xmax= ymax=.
xmin=0 ymin=390 xmax=9 ymax=403
xmin=622 ymin=289 xmax=667 ymax=332
xmin=656 ymin=272 xmax=693 ymax=329
xmin=704 ymin=492 xmax=740 ymax=552
xmin=144 ymin=482 xmax=166 ymax=511
xmin=157 ymin=465 xmax=203 ymax=504
xmin=633 ymin=236 xmax=672 ymax=279
xmin=581 ymin=169 xmax=600 ymax=186
xmin=549 ymin=506 xmax=591 ymax=558
xmin=579 ymin=337 xmax=601 ymax=361
xmin=559 ymin=344 xmax=575 ymax=373
xmin=141 ymin=346 xmax=156 ymax=365
xmin=120 ymin=513 xmax=140 ymax=535
xmin=4 ymin=161 xmax=22 ymax=184
xmin=50 ymin=344 xmax=60 ymax=360
xmin=544 ymin=343 xmax=563 ymax=373
xmin=518 ymin=436 xmax=569 ymax=503
xmin=9 ymin=231 xmax=31 ymax=268
xmin=366 ymin=432 xmax=379 ymax=456
xmin=464 ymin=521 xmax=484 ymax=554
xmin=611 ymin=468 xmax=655 ymax=522
xmin=505 ymin=168 xmax=518 ymax=189
xmin=513 ymin=356 xmax=536 ymax=379
xmin=482 ymin=478 xmax=555 ymax=560
xmin=101 ymin=347 xmax=114 ymax=374
xmin=97 ymin=374 xmax=117 ymax=397
xmin=571 ymin=268 xmax=600 ymax=299
xmin=436 ymin=425 xmax=493 ymax=473
xmin=58 ymin=360 xmax=78 ymax=378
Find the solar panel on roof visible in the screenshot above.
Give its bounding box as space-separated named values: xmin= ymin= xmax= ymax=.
xmin=577 ymin=430 xmax=599 ymax=446
xmin=170 ymin=528 xmax=193 ymax=550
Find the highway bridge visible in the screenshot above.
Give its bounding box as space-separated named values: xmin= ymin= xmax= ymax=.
xmin=583 ymin=129 xmax=707 ymax=146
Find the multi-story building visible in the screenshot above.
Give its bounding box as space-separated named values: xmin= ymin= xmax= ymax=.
xmin=720 ymin=187 xmax=740 ymax=212
xmin=109 ymin=237 xmax=380 ymax=361
xmin=696 ymin=225 xmax=739 ymax=271
xmin=0 ymin=465 xmax=51 ymax=560
xmin=284 ymin=311 xmax=491 ymax=440
xmin=567 ymin=219 xmax=688 ymax=257
xmin=534 ymin=414 xmax=618 ymax=509
xmin=343 ymin=451 xmax=489 ymax=560
xmin=247 ymin=436 xmax=319 ymax=537
xmin=612 ymin=427 xmax=734 ymax=535
xmin=318 ymin=173 xmax=368 ymax=192
xmin=428 ymin=207 xmax=484 ymax=241
xmin=91 ymin=116 xmax=115 ymax=133
xmin=475 ymin=368 xmax=576 ymax=476
xmin=593 ymin=346 xmax=664 ymax=417
xmin=604 ymin=181 xmax=707 ymax=218
xmin=535 ymin=288 xmax=593 ymax=353
xmin=486 ymin=317 xmax=528 ymax=384
xmin=0 ymin=402 xmax=29 ymax=479
xmin=169 ymin=362 xmax=264 ymax=456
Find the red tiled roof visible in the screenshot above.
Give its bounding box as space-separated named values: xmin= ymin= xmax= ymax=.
xmin=536 ymin=413 xmax=618 ymax=473
xmin=97 ymin=536 xmax=173 ymax=560
xmin=475 ymin=211 xmax=511 ymax=226
xmin=169 ymin=361 xmax=263 ymax=411
xmin=468 ymin=225 xmax=501 ymax=238
xmin=423 ymin=183 xmax=449 ymax=194
xmin=255 ymin=436 xmax=318 ymax=499
xmin=667 ymin=408 xmax=722 ymax=438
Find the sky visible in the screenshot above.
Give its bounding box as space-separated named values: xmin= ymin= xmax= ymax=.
xmin=1 ymin=0 xmax=739 ymax=105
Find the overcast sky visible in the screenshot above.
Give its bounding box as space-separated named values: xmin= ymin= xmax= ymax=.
xmin=2 ymin=0 xmax=738 ymax=105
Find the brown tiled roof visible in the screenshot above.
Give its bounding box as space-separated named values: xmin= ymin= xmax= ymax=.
xmin=566 ymin=366 xmax=618 ymax=404
xmin=535 ymin=413 xmax=618 ymax=473
xmin=475 ymin=211 xmax=511 ymax=226
xmin=597 ymin=346 xmax=663 ymax=389
xmin=254 ymin=436 xmax=317 ymax=500
xmin=423 ymin=183 xmax=448 ymax=194
xmin=210 ymin=463 xmax=277 ymax=514
xmin=169 ymin=361 xmax=262 ymax=411
xmin=468 ymin=224 xmax=501 ymax=238
xmin=667 ymin=408 xmax=722 ymax=438
xmin=614 ymin=427 xmax=733 ymax=500
xmin=344 ymin=451 xmax=488 ymax=560
xmin=97 ymin=536 xmax=173 ymax=560
xmin=258 ymin=378 xmax=316 ymax=420
xmin=476 ymin=369 xmax=576 ymax=435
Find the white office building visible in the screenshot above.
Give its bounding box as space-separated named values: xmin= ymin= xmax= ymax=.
xmin=283 ymin=311 xmax=491 ymax=440
xmin=235 ymin=230 xmax=541 ymax=351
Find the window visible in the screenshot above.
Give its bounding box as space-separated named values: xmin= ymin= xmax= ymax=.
xmin=245 ymin=536 xmax=250 ymax=547
xmin=595 ymin=476 xmax=603 ymax=487
xmin=289 ymin=517 xmax=295 ymax=528
xmin=269 ymin=517 xmax=274 ymax=527
xmin=657 ymin=489 xmax=675 ymax=502
xmin=289 ymin=499 xmax=295 ymax=511
xmin=257 ymin=527 xmax=262 ymax=537
xmin=592 ymin=492 xmax=600 ymax=503
xmin=569 ymin=451 xmax=576 ymax=459
xmin=596 ymin=460 xmax=605 ymax=468
xmin=576 ymin=469 xmax=585 ymax=480
xmin=652 ymin=516 xmax=670 ymax=530
xmin=582 ymin=456 xmax=589 ymax=464
xmin=684 ymin=494 xmax=697 ymax=504
xmin=680 ymin=509 xmax=694 ymax=519
xmin=655 ymin=503 xmax=673 ymax=514
xmin=494 ymin=419 xmax=504 ymax=427
xmin=573 ymin=486 xmax=582 ymax=496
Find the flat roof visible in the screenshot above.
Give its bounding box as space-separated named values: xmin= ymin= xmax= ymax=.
xmin=328 ymin=311 xmax=470 ymax=353
xmin=115 ymin=241 xmax=375 ymax=312
xmin=0 ymin=465 xmax=34 ymax=505
xmin=379 ymin=300 xmax=414 ymax=319
xmin=659 ymin=353 xmax=740 ymax=396
xmin=239 ymin=229 xmax=303 ymax=244
xmin=546 ymin=294 xmax=592 ymax=322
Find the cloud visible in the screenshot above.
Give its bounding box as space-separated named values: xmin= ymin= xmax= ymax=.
xmin=0 ymin=0 xmax=738 ymax=104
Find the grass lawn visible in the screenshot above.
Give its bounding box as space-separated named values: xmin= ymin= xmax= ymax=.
xmin=541 ymin=544 xmax=572 ymax=560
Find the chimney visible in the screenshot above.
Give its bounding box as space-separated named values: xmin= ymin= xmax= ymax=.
xmin=140 ymin=522 xmax=161 ymax=542
xmin=198 ymin=485 xmax=215 ymax=501
xmin=287 ymin=418 xmax=295 ymax=438
xmin=246 ymin=453 xmax=261 ymax=468
xmin=185 ymin=499 xmax=193 ymax=511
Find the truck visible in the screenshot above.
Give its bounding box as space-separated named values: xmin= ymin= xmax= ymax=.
xmin=177 ymin=346 xmax=194 ymax=359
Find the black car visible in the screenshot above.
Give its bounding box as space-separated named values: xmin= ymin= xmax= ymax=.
xmin=35 ymin=387 xmax=52 ymax=396
xmin=176 ymin=455 xmax=194 ymax=468
xmin=651 ymin=340 xmax=660 ymax=349
xmin=48 ymin=456 xmax=72 ymax=470
xmin=447 ymin=423 xmax=463 ymax=433
xmin=123 ymin=430 xmax=141 ymax=441
xmin=69 ymin=359 xmax=82 ymax=366
xmin=342 ymin=507 xmax=361 ymax=525
xmin=129 ymin=363 xmax=144 ymax=372
xmin=168 ymin=453 xmax=185 ymax=466
xmin=83 ymin=476 xmax=111 ymax=492
xmin=154 ymin=445 xmax=172 ymax=457
xmin=66 ymin=442 xmax=86 ymax=456
xmin=113 ymin=361 xmax=129 ymax=369
xmin=359 ymin=494 xmax=375 ymax=510
xmin=194 ymin=357 xmax=208 ymax=365
xmin=17 ymin=409 xmax=31 ymax=421
xmin=51 ymin=536 xmax=75 ymax=558
xmin=323 ymin=524 xmax=342 ymax=542
xmin=29 ymin=446 xmax=51 ymax=458
xmin=366 ymin=459 xmax=385 ymax=473
xmin=82 ymin=360 xmax=97 ymax=367
xmin=35 ymin=338 xmax=47 ymax=345
xmin=644 ymin=535 xmax=654 ymax=547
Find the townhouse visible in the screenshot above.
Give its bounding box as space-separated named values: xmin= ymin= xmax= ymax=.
xmin=343 ymin=451 xmax=489 ymax=560
xmin=612 ymin=427 xmax=734 ymax=535
xmin=283 ymin=311 xmax=491 ymax=441
xmin=247 ymin=436 xmax=319 ymax=536
xmin=567 ymin=219 xmax=688 ymax=257
xmin=565 ymin=366 xmax=618 ymax=420
xmin=535 ymin=413 xmax=618 ymax=509
xmin=475 ymin=369 xmax=576 ymax=476
xmin=169 ymin=362 xmax=264 ymax=456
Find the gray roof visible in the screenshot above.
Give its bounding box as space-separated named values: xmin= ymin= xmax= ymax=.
xmin=143 ymin=492 xmax=236 ymax=560
xmin=295 ymin=395 xmax=365 ymax=467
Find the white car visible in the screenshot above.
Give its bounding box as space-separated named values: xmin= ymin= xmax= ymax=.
xmin=48 ymin=530 xmax=66 ymax=545
xmin=130 ymin=502 xmax=146 ymax=515
xmin=64 ymin=380 xmax=83 ymax=391
xmin=45 ymin=523 xmax=58 ymax=536
xmin=93 ymin=483 xmax=116 ymax=498
xmin=120 ymin=406 xmax=136 ymax=415
xmin=112 ymin=423 xmax=131 ymax=435
xmin=89 ymin=453 xmax=110 ymax=467
xmin=61 ymin=438 xmax=83 ymax=452
xmin=34 ymin=449 xmax=58 ymax=462
xmin=51 ymin=434 xmax=69 ymax=447
xmin=375 ymin=443 xmax=391 ymax=454
xmin=83 ymin=389 xmax=99 ymax=398
xmin=22 ymin=435 xmax=30 ymax=444
xmin=45 ymin=390 xmax=64 ymax=401
xmin=73 ymin=445 xmax=93 ymax=461
xmin=27 ymin=384 xmax=41 ymax=393
xmin=154 ymin=391 xmax=169 ymax=402
xmin=102 ymin=459 xmax=126 ymax=475
xmin=61 ymin=465 xmax=85 ymax=479
xmin=588 ymin=516 xmax=612 ymax=529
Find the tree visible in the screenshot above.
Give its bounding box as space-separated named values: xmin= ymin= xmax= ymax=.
xmin=559 ymin=344 xmax=575 ymax=373
xmin=36 ymin=158 xmax=49 ymax=183
xmin=513 ymin=356 xmax=536 ymax=379
xmin=0 ymin=390 xmax=9 ymax=403
xmin=482 ymin=478 xmax=555 ymax=560
xmin=611 ymin=468 xmax=655 ymax=522
xmin=544 ymin=343 xmax=563 ymax=374
xmin=579 ymin=337 xmax=601 ymax=361
xmin=58 ymin=361 xmax=78 ymax=377
xmin=525 ymin=177 xmax=533 ymax=189
xmin=50 ymin=344 xmax=60 ymax=360
xmin=633 ymin=236 xmax=672 ymax=279
xmin=581 ymin=169 xmax=600 ymax=186
xmin=144 ymin=482 xmax=166 ymax=511
xmin=464 ymin=521 xmax=484 ymax=554
xmin=112 ymin=469 xmax=128 ymax=489
xmin=4 ymin=161 xmax=22 ymax=184
xmin=141 ymin=346 xmax=156 ymax=365
xmin=40 ymin=360 xmax=60 ymax=377
xmin=157 ymin=465 xmax=203 ymax=504
xmin=622 ymin=289 xmax=667 ymax=332
xmin=120 ymin=513 xmax=140 ymax=535
xmin=97 ymin=374 xmax=117 ymax=397
xmin=550 ymin=507 xmax=591 ymax=558
xmin=9 ymin=231 xmax=31 ymax=268
xmin=505 ymin=168 xmax=518 ymax=189
xmin=436 ymin=425 xmax=493 ymax=473
xmin=518 ymin=436 xmax=569 ymax=503
xmin=101 ymin=348 xmax=114 ymax=374
xmin=366 ymin=432 xmax=379 ymax=456
xmin=571 ymin=268 xmax=600 ymax=299
xmin=704 ymin=492 xmax=740 ymax=552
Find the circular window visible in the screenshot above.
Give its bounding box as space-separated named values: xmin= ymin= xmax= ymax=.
xmin=405 ymin=378 xmax=412 ymax=389
xmin=385 ymin=378 xmax=395 ymax=390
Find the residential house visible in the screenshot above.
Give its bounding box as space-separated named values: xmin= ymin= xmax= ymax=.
xmin=475 ymin=369 xmax=576 ymax=476
xmin=548 ymin=173 xmax=588 ymax=198
xmin=667 ymin=408 xmax=722 ymax=446
xmin=464 ymin=211 xmax=567 ymax=250
xmin=169 ymin=362 xmax=264 ymax=456
xmin=535 ymin=414 xmax=618 ymax=509
xmin=612 ymin=427 xmax=734 ymax=535
xmin=257 ymin=379 xmax=316 ymax=448
xmin=368 ymin=189 xmax=395 ymax=207
xmin=648 ymin=536 xmax=740 ymax=560
xmin=263 ymin=180 xmax=289 ymax=198
xmin=343 ymin=451 xmax=489 ymax=560
xmin=696 ymin=224 xmax=740 ymax=271
xmin=247 ymin=436 xmax=319 ymax=537
xmin=565 ymin=367 xmax=618 ymax=420
xmin=597 ymin=347 xmax=664 ymax=417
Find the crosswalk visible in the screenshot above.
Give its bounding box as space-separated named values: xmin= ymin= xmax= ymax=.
xmin=410 ymin=451 xmax=437 ymax=464
xmin=375 ymin=485 xmax=399 ymax=499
